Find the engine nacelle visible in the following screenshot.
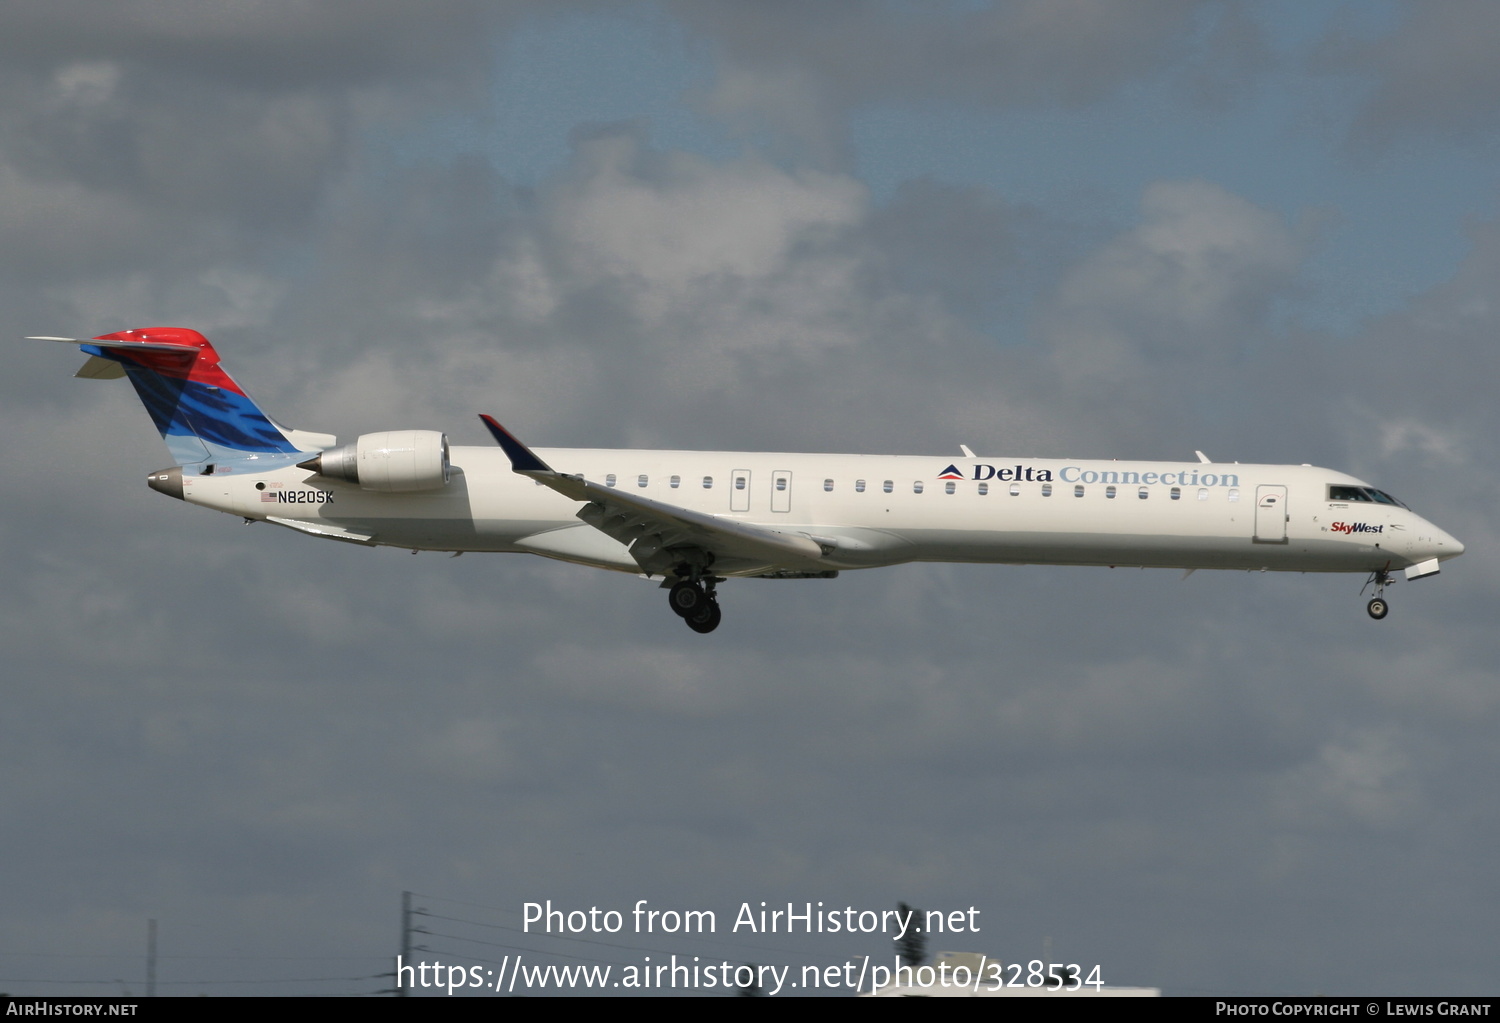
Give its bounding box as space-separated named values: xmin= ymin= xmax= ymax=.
xmin=299 ymin=430 xmax=450 ymax=492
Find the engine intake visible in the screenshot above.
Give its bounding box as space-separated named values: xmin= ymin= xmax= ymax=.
xmin=299 ymin=430 xmax=450 ymax=492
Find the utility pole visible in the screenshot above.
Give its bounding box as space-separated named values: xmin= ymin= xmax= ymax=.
xmin=146 ymin=919 xmax=156 ymax=998
xmin=398 ymin=892 xmax=412 ymax=997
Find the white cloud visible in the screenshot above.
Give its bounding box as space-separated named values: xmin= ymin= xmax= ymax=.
xmin=1041 ymin=180 xmax=1306 ymax=377
xmin=51 ymin=61 xmax=121 ymax=105
xmin=550 ymin=134 xmax=867 ymax=314
xmin=1271 ymin=727 xmax=1419 ymax=829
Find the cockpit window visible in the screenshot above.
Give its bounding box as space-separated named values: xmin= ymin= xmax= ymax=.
xmin=1328 ymin=484 xmax=1408 ymax=509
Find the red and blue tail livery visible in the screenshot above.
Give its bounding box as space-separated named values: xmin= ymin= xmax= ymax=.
xmin=42 ymin=328 xmax=311 ymax=467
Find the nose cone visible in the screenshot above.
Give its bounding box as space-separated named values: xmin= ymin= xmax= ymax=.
xmin=1445 ymin=532 xmax=1466 ymax=559
xmin=146 ymin=466 xmax=184 ymax=501
xmin=1425 ymin=521 xmax=1464 ymax=561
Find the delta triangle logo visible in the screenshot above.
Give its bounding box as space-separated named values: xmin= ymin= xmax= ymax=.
xmin=937 ymin=464 xmax=965 ymax=480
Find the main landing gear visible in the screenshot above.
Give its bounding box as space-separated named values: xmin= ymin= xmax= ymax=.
xmin=668 ymin=576 xmax=723 ymax=634
xmin=1362 ymin=567 xmax=1393 ymax=621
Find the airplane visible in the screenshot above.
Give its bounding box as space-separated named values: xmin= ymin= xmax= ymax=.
xmin=29 ymin=327 xmax=1464 ymax=634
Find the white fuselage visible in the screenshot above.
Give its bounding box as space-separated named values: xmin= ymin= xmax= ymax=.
xmin=180 ymin=447 xmax=1463 ymax=579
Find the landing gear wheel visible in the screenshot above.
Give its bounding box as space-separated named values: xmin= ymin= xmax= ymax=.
xmin=668 ymin=580 xmax=706 ymax=618
xmin=1361 ymin=567 xmax=1393 ymax=622
xmin=685 ymin=600 xmax=722 ymax=634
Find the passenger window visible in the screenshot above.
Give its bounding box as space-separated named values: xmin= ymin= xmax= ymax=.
xmin=606 ymin=473 xmax=617 ymax=488
xmin=913 ymin=481 xmax=924 ymax=494
xmin=735 ymin=476 xmax=746 ymax=490
xmin=638 ymin=474 xmax=648 ymax=488
xmin=1138 ymin=487 xmax=1148 ymax=500
xmin=1170 ymin=487 xmax=1181 ymax=500
xmin=1105 ymin=485 xmax=1116 ymax=499
xmin=1197 ymin=488 xmax=1208 ymax=501
xmin=883 ymin=480 xmax=894 ymax=493
xmin=824 ymin=479 xmax=834 ymax=492
xmin=1041 ymin=483 xmax=1052 ymax=497
xmin=1009 ymin=483 xmax=1020 ymax=496
xmin=1228 ymin=488 xmax=1239 ymax=502
xmin=1074 ymin=484 xmax=1085 ymax=498
xmin=670 ymin=475 xmax=680 ymax=489
xmin=977 ymin=482 xmax=988 ymax=496
xmin=702 ymin=476 xmax=713 ymax=489
xmin=945 ymin=481 xmax=956 ymax=495
xmin=776 ymin=478 xmax=788 ymax=491
xmin=855 ymin=479 xmax=865 ymax=493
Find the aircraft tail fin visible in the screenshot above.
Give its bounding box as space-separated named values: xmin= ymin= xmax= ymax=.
xmin=29 ymin=328 xmax=333 ymax=467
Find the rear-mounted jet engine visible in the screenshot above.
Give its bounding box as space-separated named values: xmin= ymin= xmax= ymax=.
xmin=299 ymin=430 xmax=450 ymax=492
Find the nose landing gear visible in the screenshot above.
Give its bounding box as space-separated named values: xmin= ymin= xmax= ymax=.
xmin=1362 ymin=567 xmax=1393 ymax=620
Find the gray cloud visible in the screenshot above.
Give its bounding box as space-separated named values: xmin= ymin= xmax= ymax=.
xmin=672 ymin=0 xmax=1215 ymax=164
xmin=1316 ymin=0 xmax=1500 ymax=146
xmin=0 ymin=1 xmax=511 ymax=83
xmin=0 ymin=0 xmax=538 ymax=292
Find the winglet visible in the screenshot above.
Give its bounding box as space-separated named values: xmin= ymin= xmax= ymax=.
xmin=478 ymin=414 xmax=555 ymax=474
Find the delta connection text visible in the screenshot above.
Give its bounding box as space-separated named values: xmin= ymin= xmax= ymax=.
xmin=953 ymin=463 xmax=1241 ymax=487
xmin=522 ymin=900 xmax=978 ymax=938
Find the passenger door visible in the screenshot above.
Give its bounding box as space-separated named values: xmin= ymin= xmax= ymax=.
xmin=1253 ymin=485 xmax=1288 ymax=543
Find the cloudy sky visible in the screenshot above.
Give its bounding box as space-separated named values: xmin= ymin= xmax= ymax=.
xmin=2 ymin=0 xmax=1497 ymax=998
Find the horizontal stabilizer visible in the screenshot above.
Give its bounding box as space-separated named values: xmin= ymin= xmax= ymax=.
xmin=28 ymin=335 xmax=199 ymax=356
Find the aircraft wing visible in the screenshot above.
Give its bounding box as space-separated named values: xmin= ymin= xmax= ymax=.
xmin=479 ymin=415 xmax=826 ymax=576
